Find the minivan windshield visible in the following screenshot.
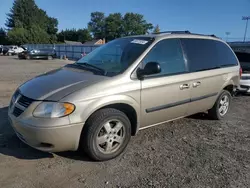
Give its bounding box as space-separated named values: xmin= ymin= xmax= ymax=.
xmin=76 ymin=37 xmax=154 ymax=76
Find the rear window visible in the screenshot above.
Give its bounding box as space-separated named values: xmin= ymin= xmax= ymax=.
xmin=181 ymin=39 xmax=238 ymax=72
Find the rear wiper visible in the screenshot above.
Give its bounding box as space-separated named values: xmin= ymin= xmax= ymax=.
xmin=76 ymin=62 xmax=105 ymax=75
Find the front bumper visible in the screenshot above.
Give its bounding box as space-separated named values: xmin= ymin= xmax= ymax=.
xmin=8 ymin=112 xmax=83 ymax=152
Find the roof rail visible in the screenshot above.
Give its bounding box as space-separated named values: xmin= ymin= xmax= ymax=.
xmin=190 ymin=33 xmax=218 ymax=38
xmin=153 ymin=30 xmax=218 ymax=38
xmin=152 ymin=30 xmax=191 ymax=34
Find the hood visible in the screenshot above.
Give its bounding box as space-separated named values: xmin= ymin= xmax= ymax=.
xmin=19 ymin=66 xmax=107 ymax=101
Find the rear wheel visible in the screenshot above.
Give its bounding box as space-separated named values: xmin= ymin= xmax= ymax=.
xmin=47 ymin=56 xmax=53 ymax=60
xmin=80 ymin=108 xmax=131 ymax=161
xmin=208 ymin=90 xmax=231 ymax=120
xmin=26 ymin=55 xmax=30 ymax=60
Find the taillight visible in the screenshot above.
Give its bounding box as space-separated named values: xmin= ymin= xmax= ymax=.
xmin=240 ymin=67 xmax=242 ymax=77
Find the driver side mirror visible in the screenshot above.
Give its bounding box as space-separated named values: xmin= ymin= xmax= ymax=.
xmin=137 ymin=62 xmax=161 ymax=79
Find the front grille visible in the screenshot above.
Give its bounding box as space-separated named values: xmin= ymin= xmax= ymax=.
xmin=18 ymin=95 xmax=34 ymax=108
xmin=11 ymin=91 xmax=35 ymax=117
xmin=13 ymin=107 xmax=24 ymax=117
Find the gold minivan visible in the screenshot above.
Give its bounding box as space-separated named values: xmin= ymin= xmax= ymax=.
xmin=8 ymin=31 xmax=240 ymax=161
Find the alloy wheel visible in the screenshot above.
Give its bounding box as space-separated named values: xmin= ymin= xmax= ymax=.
xmin=96 ymin=119 xmax=125 ymax=154
xmin=219 ymin=95 xmax=229 ymax=116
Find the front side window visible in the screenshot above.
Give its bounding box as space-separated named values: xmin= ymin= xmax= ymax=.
xmin=77 ymin=37 xmax=154 ymax=76
xmin=142 ymin=38 xmax=187 ymax=77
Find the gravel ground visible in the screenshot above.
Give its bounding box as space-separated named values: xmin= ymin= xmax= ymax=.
xmin=0 ymin=56 xmax=250 ymax=188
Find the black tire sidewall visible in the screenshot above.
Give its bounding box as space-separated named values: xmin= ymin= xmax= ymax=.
xmin=215 ymin=90 xmax=232 ymax=119
xmin=83 ymin=109 xmax=131 ymax=161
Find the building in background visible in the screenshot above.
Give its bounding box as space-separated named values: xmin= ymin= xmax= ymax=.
xmin=64 ymin=40 xmax=83 ymax=45
xmin=83 ymin=39 xmax=105 ymax=45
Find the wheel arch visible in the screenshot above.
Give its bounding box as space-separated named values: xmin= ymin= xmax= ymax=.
xmin=80 ymin=95 xmax=140 ymax=136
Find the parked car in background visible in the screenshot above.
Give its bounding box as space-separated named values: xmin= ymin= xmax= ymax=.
xmin=5 ymin=46 xmax=25 ymax=55
xmin=2 ymin=46 xmax=10 ymax=55
xmin=9 ymin=31 xmax=240 ymax=161
xmin=18 ymin=48 xmax=57 ymax=60
xmin=235 ymin=52 xmax=250 ymax=93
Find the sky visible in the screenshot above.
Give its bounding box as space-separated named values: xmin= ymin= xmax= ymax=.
xmin=0 ymin=0 xmax=250 ymax=41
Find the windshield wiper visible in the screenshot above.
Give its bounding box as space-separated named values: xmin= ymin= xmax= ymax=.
xmin=76 ymin=62 xmax=105 ymax=75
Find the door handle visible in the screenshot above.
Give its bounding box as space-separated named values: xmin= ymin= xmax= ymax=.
xmin=193 ymin=81 xmax=201 ymax=88
xmin=180 ymin=84 xmax=190 ymax=90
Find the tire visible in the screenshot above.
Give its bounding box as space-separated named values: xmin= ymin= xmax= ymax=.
xmin=80 ymin=108 xmax=131 ymax=161
xmin=208 ymin=90 xmax=232 ymax=120
xmin=26 ymin=55 xmax=30 ymax=60
xmin=47 ymin=56 xmax=53 ymax=60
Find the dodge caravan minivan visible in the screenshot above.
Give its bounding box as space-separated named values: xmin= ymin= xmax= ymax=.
xmin=8 ymin=31 xmax=240 ymax=161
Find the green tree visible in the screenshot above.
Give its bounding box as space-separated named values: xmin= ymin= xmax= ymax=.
xmin=28 ymin=25 xmax=50 ymax=43
xmin=77 ymin=29 xmax=92 ymax=43
xmin=88 ymin=12 xmax=153 ymax=41
xmin=0 ymin=28 xmax=9 ymax=44
xmin=57 ymin=28 xmax=92 ymax=43
xmin=122 ymin=13 xmax=153 ymax=36
xmin=5 ymin=0 xmax=58 ymax=44
xmin=7 ymin=27 xmax=28 ymax=45
xmin=153 ymin=24 xmax=160 ymax=33
xmin=88 ymin=12 xmax=106 ymax=39
xmin=57 ymin=29 xmax=78 ymax=42
xmin=104 ymin=13 xmax=123 ymax=41
xmin=47 ymin=17 xmax=58 ymax=43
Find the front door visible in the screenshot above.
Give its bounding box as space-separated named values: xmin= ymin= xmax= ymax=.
xmin=140 ymin=38 xmax=191 ymax=128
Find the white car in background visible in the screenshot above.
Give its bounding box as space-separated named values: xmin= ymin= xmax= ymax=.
xmin=235 ymin=52 xmax=250 ymax=94
xmin=7 ymin=46 xmax=25 ymax=55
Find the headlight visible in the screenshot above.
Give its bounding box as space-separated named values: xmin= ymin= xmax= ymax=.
xmin=30 ymin=50 xmax=40 ymax=54
xmin=33 ymin=102 xmax=75 ymax=118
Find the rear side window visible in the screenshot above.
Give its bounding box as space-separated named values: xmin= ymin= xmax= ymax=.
xmin=181 ymin=39 xmax=238 ymax=72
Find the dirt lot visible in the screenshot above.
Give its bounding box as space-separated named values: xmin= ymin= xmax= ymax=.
xmin=0 ymin=56 xmax=250 ymax=188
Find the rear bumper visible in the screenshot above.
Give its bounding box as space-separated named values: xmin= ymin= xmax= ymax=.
xmin=238 ymin=79 xmax=250 ymax=93
xmin=8 ymin=113 xmax=83 ymax=152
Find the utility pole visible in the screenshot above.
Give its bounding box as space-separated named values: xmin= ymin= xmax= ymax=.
xmin=242 ymin=16 xmax=250 ymax=42
xmin=225 ymin=32 xmax=230 ymax=42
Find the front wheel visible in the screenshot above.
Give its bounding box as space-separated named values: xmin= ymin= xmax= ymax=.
xmin=80 ymin=108 xmax=131 ymax=161
xmin=208 ymin=90 xmax=232 ymax=120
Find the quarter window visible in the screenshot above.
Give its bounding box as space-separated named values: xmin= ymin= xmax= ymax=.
xmin=215 ymin=42 xmax=238 ymax=67
xmin=143 ymin=39 xmax=186 ymax=77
